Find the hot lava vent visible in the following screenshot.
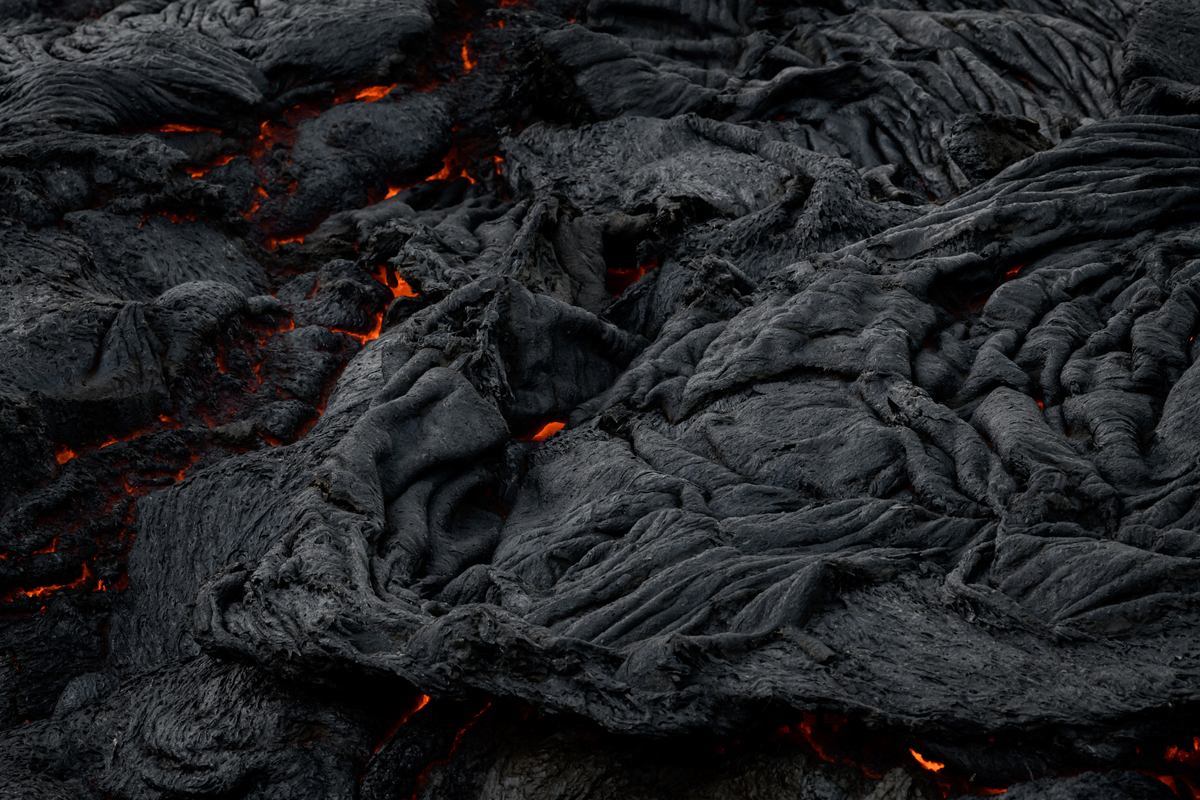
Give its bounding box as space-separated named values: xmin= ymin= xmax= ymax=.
xmin=2 ymin=0 xmax=1200 ymax=798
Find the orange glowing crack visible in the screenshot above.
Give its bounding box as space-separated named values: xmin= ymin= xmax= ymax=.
xmin=265 ymin=234 xmax=306 ymax=251
xmin=2 ymin=561 xmax=97 ymax=603
xmin=608 ymin=257 xmax=658 ymax=295
xmin=373 ymin=694 xmax=432 ymax=754
xmin=1004 ymin=264 xmax=1024 ymax=280
xmin=243 ymin=186 xmax=269 ymax=220
xmin=188 ymin=153 xmax=234 ymax=179
xmin=1166 ymin=737 xmax=1200 ymax=767
xmin=31 ymin=537 xmax=59 ymax=555
xmin=330 ymin=311 xmax=385 ymax=344
xmin=523 ymin=421 xmax=565 ymax=442
xmin=157 ymin=123 xmax=220 ymax=134
xmin=174 ymin=453 xmax=201 ymax=483
xmin=461 ymin=34 xmax=477 ymax=72
xmin=909 ymin=748 xmax=945 ymax=773
xmin=424 ymin=156 xmax=476 ymax=185
xmin=409 ymin=702 xmax=492 ymax=800
xmin=372 ymin=264 xmax=419 ymax=299
xmin=55 ymin=415 xmax=182 ymax=470
xmin=355 ymin=84 xmax=397 ymax=102
xmin=158 ymin=211 xmax=198 ymax=224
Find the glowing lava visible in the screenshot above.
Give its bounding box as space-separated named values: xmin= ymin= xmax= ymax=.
xmin=523 ymin=421 xmax=566 ymax=442
xmin=54 ymin=445 xmax=77 ymax=465
xmin=908 ymin=748 xmax=945 ymax=773
xmin=1167 ymin=738 xmax=1200 ymax=768
xmin=373 ymin=693 xmax=432 ymax=755
xmin=353 ymin=84 xmax=397 ymax=102
xmin=157 ymin=123 xmax=220 ymax=134
xmin=243 ymin=186 xmax=269 ymax=220
xmin=331 ymin=312 xmax=384 ymax=345
xmin=2 ymin=561 xmax=99 ymax=603
xmin=425 ymin=154 xmax=477 ymax=184
xmin=607 ymin=257 xmax=658 ymax=295
xmin=1004 ymin=264 xmax=1024 ymax=280
xmin=265 ymin=234 xmax=306 ymax=251
xmin=409 ymin=702 xmax=492 ymax=800
xmin=188 ymin=153 xmax=234 ymax=180
xmin=461 ymin=34 xmax=477 ymax=72
xmin=372 ymin=264 xmax=419 ymax=299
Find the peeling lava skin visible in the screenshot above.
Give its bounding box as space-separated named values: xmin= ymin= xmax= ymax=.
xmin=4 ymin=0 xmax=1200 ymax=798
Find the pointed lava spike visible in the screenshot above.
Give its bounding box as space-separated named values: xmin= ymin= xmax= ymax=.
xmin=4 ymin=1 xmax=1200 ymax=800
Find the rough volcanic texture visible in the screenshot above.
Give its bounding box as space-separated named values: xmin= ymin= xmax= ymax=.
xmin=3 ymin=0 xmax=1200 ymax=798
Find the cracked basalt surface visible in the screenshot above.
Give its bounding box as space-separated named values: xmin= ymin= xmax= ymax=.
xmin=2 ymin=0 xmax=1200 ymax=798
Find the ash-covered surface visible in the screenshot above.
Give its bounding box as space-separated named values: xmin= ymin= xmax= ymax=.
xmin=2 ymin=0 xmax=1200 ymax=797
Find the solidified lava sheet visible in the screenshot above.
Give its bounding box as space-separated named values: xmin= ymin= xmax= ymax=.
xmin=4 ymin=0 xmax=1200 ymax=797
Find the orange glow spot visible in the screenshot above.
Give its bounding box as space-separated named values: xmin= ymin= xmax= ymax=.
xmin=410 ymin=702 xmax=492 ymax=799
xmin=1035 ymin=398 xmax=1045 ymax=410
xmin=373 ymin=694 xmax=432 ymax=754
xmin=331 ymin=312 xmax=385 ymax=345
xmin=493 ymin=154 xmax=504 ymax=176
xmin=250 ymin=119 xmax=294 ymax=159
xmin=795 ymin=714 xmax=836 ymax=763
xmin=3 ymin=561 xmax=95 ymax=603
xmin=527 ymin=421 xmax=565 ymax=442
xmin=424 ymin=156 xmax=476 ymax=185
xmin=355 ymin=84 xmax=397 ymax=102
xmin=242 ymin=185 xmax=269 ymax=220
xmin=154 ymin=211 xmax=198 ymax=225
xmin=32 ymin=537 xmax=59 ymax=556
xmin=461 ymin=34 xmax=477 ymax=72
xmin=1004 ymin=264 xmax=1024 ymax=280
xmin=384 ymin=185 xmax=403 ymax=199
xmin=1166 ymin=737 xmax=1200 ymax=767
xmin=390 ymin=276 xmax=417 ymax=298
xmin=173 ymin=453 xmax=201 ymax=484
xmin=372 ymin=264 xmax=419 ymax=299
xmin=54 ymin=446 xmax=76 ymax=466
xmin=157 ymin=123 xmax=220 ymax=134
xmin=187 ymin=153 xmax=234 ymax=179
xmin=908 ymin=748 xmax=945 ymax=773
xmin=979 ymin=789 xmax=1007 ymax=797
xmin=265 ymin=234 xmax=306 ymax=251
xmin=607 ymin=257 xmax=658 ymax=295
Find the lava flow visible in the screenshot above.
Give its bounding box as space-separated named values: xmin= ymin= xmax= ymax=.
xmin=522 ymin=420 xmax=565 ymax=441
xmin=7 ymin=1 xmax=1200 ymax=799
